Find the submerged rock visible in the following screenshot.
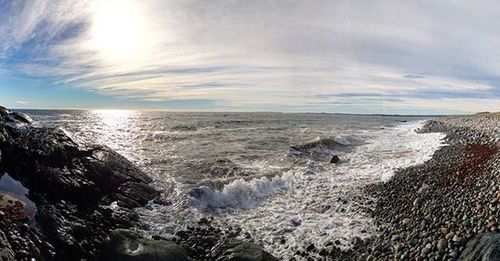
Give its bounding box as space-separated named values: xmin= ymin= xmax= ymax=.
xmin=99 ymin=229 xmax=189 ymax=261
xmin=330 ymin=155 xmax=340 ymax=163
xmin=459 ymin=232 xmax=500 ymax=261
xmin=211 ymin=239 xmax=278 ymax=261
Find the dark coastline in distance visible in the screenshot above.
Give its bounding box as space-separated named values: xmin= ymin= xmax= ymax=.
xmin=15 ymin=108 xmax=451 ymax=118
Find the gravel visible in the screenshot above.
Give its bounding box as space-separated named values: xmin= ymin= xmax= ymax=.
xmin=291 ymin=113 xmax=500 ymax=260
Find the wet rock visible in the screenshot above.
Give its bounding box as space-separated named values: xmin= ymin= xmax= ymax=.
xmin=3 ymin=127 xmax=159 ymax=208
xmin=413 ymin=197 xmax=422 ymax=207
xmin=330 ymin=155 xmax=340 ymax=163
xmin=7 ymin=112 xmax=33 ymax=124
xmin=306 ymin=243 xmax=315 ymax=252
xmin=211 ymin=239 xmax=278 ymax=261
xmin=198 ymin=217 xmax=210 ymax=226
xmin=0 ymin=107 xmax=159 ymax=260
xmin=288 ymin=218 xmax=302 ymax=227
xmin=459 ymin=232 xmax=500 ymax=261
xmin=0 ymin=229 xmax=15 ymax=261
xmin=99 ymin=229 xmax=189 ymax=261
xmin=0 ymin=106 xmax=9 ymax=117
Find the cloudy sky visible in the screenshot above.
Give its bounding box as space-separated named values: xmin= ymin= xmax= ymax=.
xmin=0 ymin=0 xmax=499 ymax=114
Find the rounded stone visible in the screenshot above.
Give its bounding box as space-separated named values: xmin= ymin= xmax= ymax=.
xmin=437 ymin=239 xmax=447 ymax=253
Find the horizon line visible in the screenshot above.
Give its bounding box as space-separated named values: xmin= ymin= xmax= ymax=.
xmin=10 ymin=107 xmax=466 ymax=117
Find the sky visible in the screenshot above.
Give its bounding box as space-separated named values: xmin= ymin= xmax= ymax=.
xmin=0 ymin=0 xmax=499 ymax=114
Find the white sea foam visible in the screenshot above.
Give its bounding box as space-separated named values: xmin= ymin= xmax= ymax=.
xmin=32 ymin=111 xmax=447 ymax=260
xmin=185 ymin=120 xmax=445 ymax=259
xmin=190 ymin=172 xmax=298 ymax=211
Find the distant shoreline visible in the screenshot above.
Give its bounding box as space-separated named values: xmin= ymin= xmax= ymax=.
xmin=14 ymin=108 xmax=453 ymax=117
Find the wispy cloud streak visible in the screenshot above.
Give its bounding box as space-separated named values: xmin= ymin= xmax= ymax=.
xmin=0 ymin=0 xmax=499 ymax=113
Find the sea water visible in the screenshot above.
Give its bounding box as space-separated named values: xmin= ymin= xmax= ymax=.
xmin=27 ymin=110 xmax=445 ymax=259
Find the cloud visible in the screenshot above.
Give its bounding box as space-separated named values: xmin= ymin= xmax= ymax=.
xmin=0 ymin=0 xmax=499 ymax=113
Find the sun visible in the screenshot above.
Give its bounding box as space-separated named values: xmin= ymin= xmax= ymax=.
xmin=90 ymin=0 xmax=147 ymax=60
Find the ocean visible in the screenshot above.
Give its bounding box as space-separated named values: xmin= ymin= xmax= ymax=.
xmin=26 ymin=110 xmax=445 ymax=259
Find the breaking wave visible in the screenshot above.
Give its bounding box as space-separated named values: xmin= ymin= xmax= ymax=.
xmin=189 ymin=171 xmax=298 ymax=211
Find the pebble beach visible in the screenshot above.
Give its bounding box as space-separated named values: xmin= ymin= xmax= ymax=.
xmin=149 ymin=113 xmax=500 ymax=261
xmin=341 ymin=113 xmax=500 ymax=260
xmin=1 ymin=109 xmax=499 ymax=261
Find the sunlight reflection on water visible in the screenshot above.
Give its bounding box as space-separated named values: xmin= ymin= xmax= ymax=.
xmin=91 ymin=109 xmax=137 ymax=159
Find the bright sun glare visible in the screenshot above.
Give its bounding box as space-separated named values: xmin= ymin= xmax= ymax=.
xmin=91 ymin=0 xmax=147 ymax=60
xmin=93 ymin=109 xmax=133 ymax=118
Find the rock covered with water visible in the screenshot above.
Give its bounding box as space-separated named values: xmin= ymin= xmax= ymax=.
xmin=99 ymin=229 xmax=189 ymax=261
xmin=0 ymin=106 xmax=160 ymax=260
xmin=329 ymin=155 xmax=340 ymax=163
xmin=211 ymin=239 xmax=279 ymax=261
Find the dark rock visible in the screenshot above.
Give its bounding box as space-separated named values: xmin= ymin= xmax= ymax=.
xmin=412 ymin=197 xmax=422 ymax=207
xmin=3 ymin=127 xmax=158 ymax=208
xmin=289 ymin=218 xmax=302 ymax=227
xmin=211 ymin=239 xmax=278 ymax=261
xmin=7 ymin=112 xmax=33 ymax=124
xmin=330 ymin=155 xmax=340 ymax=163
xmin=306 ymin=243 xmax=315 ymax=252
xmin=198 ymin=217 xmax=210 ymax=225
xmin=0 ymin=108 xmax=159 ymax=260
xmin=437 ymin=238 xmax=447 ymax=253
xmin=458 ymin=232 xmax=500 ymax=261
xmin=0 ymin=229 xmax=15 ymax=261
xmin=0 ymin=106 xmax=9 ymax=117
xmin=15 ymin=250 xmax=29 ymax=259
xmin=99 ymin=229 xmax=189 ymax=261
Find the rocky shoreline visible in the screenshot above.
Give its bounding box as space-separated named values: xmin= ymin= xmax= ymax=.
xmin=321 ymin=113 xmax=499 ymax=261
xmin=278 ymin=113 xmax=499 ymax=260
xmin=1 ymin=107 xmax=498 ymax=261
xmin=0 ymin=106 xmax=277 ymax=261
xmin=364 ymin=113 xmax=499 ymax=261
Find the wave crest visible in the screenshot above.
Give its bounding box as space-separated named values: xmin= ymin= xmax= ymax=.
xmin=290 ymin=136 xmax=353 ymax=157
xmin=189 ymin=172 xmax=297 ymax=211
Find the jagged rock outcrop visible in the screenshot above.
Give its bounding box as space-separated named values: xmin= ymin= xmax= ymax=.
xmin=459 ymin=233 xmax=500 ymax=261
xmin=0 ymin=107 xmax=159 ymax=260
xmin=99 ymin=229 xmax=189 ymax=261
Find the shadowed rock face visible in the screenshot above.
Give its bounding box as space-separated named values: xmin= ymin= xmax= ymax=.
xmin=459 ymin=233 xmax=500 ymax=261
xmin=0 ymin=107 xmax=159 ymax=260
xmin=3 ymin=127 xmax=158 ymax=209
xmin=99 ymin=229 xmax=189 ymax=261
xmin=0 ymin=107 xmax=280 ymax=261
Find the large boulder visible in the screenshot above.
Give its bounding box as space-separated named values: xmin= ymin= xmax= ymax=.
xmin=2 ymin=127 xmax=158 ymax=208
xmin=459 ymin=232 xmax=500 ymax=261
xmin=0 ymin=108 xmax=159 ymax=260
xmin=99 ymin=229 xmax=189 ymax=261
xmin=211 ymin=239 xmax=279 ymax=261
